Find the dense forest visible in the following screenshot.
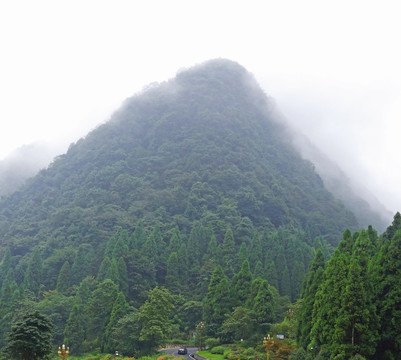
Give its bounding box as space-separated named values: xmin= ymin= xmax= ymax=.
xmin=296 ymin=212 xmax=401 ymax=360
xmin=0 ymin=59 xmax=396 ymax=359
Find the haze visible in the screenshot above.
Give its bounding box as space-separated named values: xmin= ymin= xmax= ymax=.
xmin=0 ymin=0 xmax=400 ymax=215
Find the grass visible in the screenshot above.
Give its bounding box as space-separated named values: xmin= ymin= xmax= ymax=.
xmin=198 ymin=350 xmax=228 ymax=360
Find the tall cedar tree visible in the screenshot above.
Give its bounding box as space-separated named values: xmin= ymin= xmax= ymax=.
xmin=297 ymin=249 xmax=325 ymax=350
xmin=203 ymin=265 xmax=232 ymax=336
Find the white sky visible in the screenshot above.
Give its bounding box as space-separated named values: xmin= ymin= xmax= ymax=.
xmin=0 ymin=0 xmax=400 ymax=214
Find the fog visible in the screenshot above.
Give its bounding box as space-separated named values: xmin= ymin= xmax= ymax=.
xmin=0 ymin=0 xmax=400 ymax=216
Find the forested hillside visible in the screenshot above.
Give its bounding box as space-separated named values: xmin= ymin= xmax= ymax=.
xmin=0 ymin=59 xmax=376 ymax=356
xmin=296 ymin=212 xmax=401 ymax=360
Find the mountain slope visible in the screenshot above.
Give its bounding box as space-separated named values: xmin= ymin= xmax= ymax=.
xmin=0 ymin=59 xmax=358 ymax=257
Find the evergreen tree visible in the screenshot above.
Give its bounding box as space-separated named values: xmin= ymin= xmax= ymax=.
xmin=376 ymin=229 xmax=401 ymax=358
xmin=97 ymin=257 xmax=112 ymax=282
xmin=264 ymin=251 xmax=278 ymax=289
xmin=249 ymin=232 xmax=262 ymax=271
xmin=276 ymin=246 xmax=291 ymax=297
xmin=203 ymin=265 xmax=232 ymax=336
xmin=70 ymin=244 xmax=92 ymax=286
xmin=222 ymin=228 xmax=236 ymax=278
xmin=117 ymin=257 xmax=129 ymax=296
xmin=332 ymin=257 xmax=378 ymax=358
xmin=168 ymin=226 xmax=181 ymax=254
xmin=253 ymin=260 xmax=264 ymax=279
xmin=297 ymin=249 xmax=325 ymax=350
xmin=86 ymin=279 xmax=119 ymax=350
xmin=165 ymin=252 xmax=180 ymax=292
xmin=130 ymin=221 xmax=147 ymax=250
xmin=56 ymin=261 xmax=71 ymax=295
xmin=105 ymin=292 xmax=129 ymax=353
xmin=253 ymin=279 xmax=275 ymax=332
xmin=232 ymin=260 xmax=252 ymax=306
xmin=64 ymin=304 xmax=85 ymax=354
xmin=112 ymin=232 xmax=129 ymax=259
xmin=24 ymin=248 xmax=43 ymax=296
xmin=236 ymin=242 xmax=249 ymax=272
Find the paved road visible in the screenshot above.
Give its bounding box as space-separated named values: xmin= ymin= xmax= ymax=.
xmin=161 ymin=347 xmax=198 ymax=359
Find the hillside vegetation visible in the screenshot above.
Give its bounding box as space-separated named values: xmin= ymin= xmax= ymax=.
xmin=0 ymin=59 xmax=386 ymax=357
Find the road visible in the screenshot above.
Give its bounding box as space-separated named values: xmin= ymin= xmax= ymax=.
xmin=161 ymin=347 xmax=198 ymax=359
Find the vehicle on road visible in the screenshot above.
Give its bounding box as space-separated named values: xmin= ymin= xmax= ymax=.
xmin=178 ymin=348 xmax=188 ymax=355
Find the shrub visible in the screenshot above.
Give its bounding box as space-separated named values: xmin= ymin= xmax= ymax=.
xmin=206 ymin=338 xmax=221 ymax=348
xmin=211 ymin=347 xmax=225 ymax=355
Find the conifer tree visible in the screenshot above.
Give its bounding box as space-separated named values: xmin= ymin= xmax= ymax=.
xmin=165 ymin=252 xmax=180 ymax=292
xmin=64 ymin=304 xmax=85 ymax=354
xmin=117 ymin=257 xmax=129 ymax=296
xmin=56 ymin=261 xmax=71 ymax=295
xmin=97 ymin=257 xmax=112 ymax=282
xmin=168 ymin=226 xmax=181 ymax=254
xmin=24 ymin=248 xmax=43 ymax=296
xmin=70 ymin=244 xmax=92 ymax=286
xmin=236 ymin=242 xmax=249 ymax=271
xmin=264 ymin=251 xmax=278 ymax=289
xmin=222 ymin=228 xmax=236 ymax=278
xmin=105 ymin=292 xmax=129 ymax=353
xmin=376 ymin=229 xmax=401 ymax=357
xmin=232 ymin=260 xmax=252 ymax=306
xmin=297 ymin=249 xmax=325 ymax=350
xmin=249 ymin=232 xmax=262 ymax=270
xmin=203 ymin=265 xmax=232 ymax=336
xmin=112 ymin=232 xmax=129 ymax=259
xmin=253 ymin=260 xmax=264 ymax=279
xmin=275 ymin=246 xmax=290 ymax=297
xmin=87 ymin=279 xmax=119 ymax=349
xmin=253 ymin=279 xmax=275 ymax=332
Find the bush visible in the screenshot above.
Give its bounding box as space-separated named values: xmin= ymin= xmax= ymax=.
xmin=211 ymin=347 xmax=225 ymax=355
xmin=205 ymin=338 xmax=221 ymax=349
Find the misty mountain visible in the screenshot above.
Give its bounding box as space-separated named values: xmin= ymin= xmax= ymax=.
xmin=0 ymin=142 xmax=62 ymax=197
xmin=0 ymin=59 xmax=393 ymax=352
xmin=292 ymin=133 xmax=391 ymax=232
xmin=0 ymin=59 xmax=361 ymax=256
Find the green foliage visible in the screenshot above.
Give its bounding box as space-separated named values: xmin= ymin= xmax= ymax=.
xmin=0 ymin=59 xmax=378 ymax=357
xmin=3 ymin=310 xmax=53 ymax=360
xmin=211 ymin=346 xmax=226 ymax=354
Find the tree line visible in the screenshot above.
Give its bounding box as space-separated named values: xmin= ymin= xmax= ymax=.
xmin=295 ymin=212 xmax=401 ymax=360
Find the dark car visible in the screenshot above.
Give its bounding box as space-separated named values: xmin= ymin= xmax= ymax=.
xmin=178 ymin=348 xmax=188 ymax=355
